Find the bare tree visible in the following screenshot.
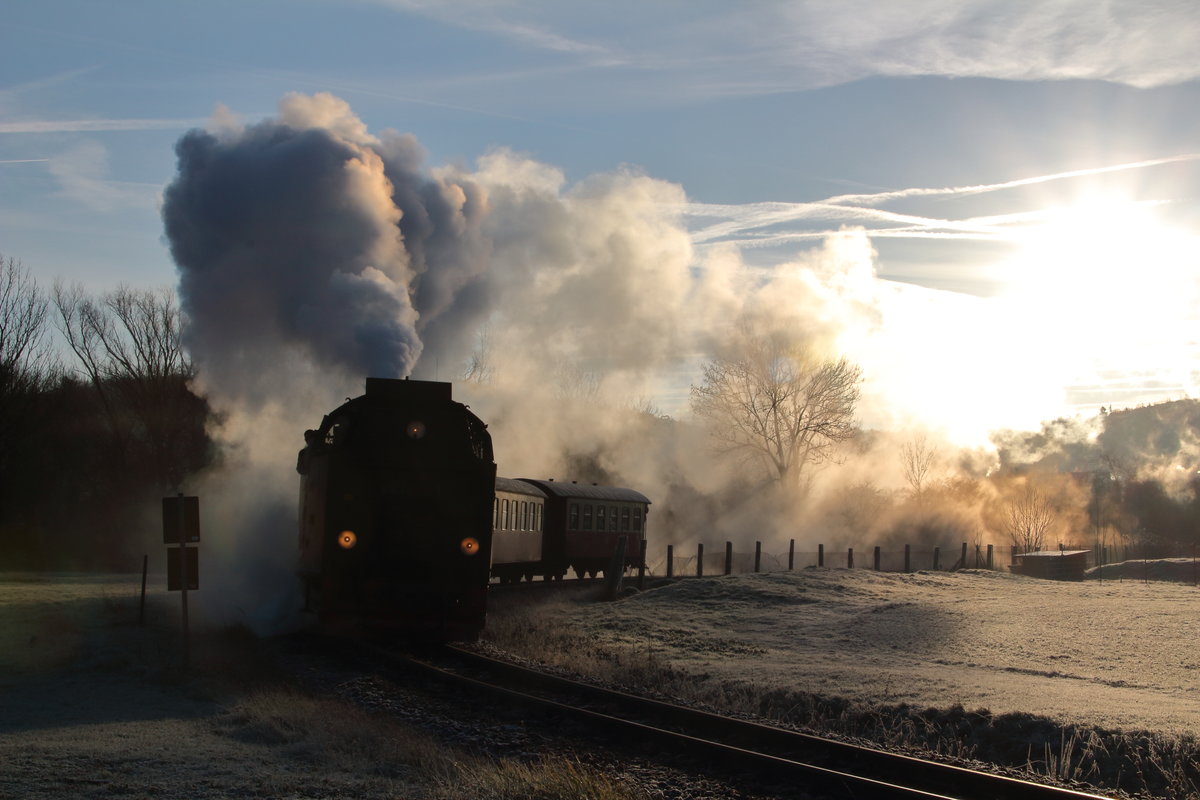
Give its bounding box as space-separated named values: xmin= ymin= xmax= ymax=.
xmin=462 ymin=323 xmax=495 ymax=384
xmin=553 ymin=359 xmax=602 ymax=402
xmin=901 ymin=433 xmax=937 ymax=504
xmin=0 ymin=255 xmax=57 ymax=486
xmin=0 ymin=254 xmax=54 ymax=395
xmin=1002 ymin=483 xmax=1056 ymax=553
xmin=690 ymin=328 xmax=862 ymax=489
xmin=54 ymin=283 xmax=203 ymax=490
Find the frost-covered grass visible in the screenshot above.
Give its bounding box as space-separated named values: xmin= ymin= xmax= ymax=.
xmin=483 ymin=566 xmax=1200 ymax=798
xmin=0 ymin=573 xmax=649 ymax=800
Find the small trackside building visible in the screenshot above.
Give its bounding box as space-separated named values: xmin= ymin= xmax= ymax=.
xmin=1011 ymin=550 xmax=1090 ymax=581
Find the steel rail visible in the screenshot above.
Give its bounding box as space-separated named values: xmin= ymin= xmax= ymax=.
xmin=354 ymin=641 xmax=947 ymax=799
xmin=440 ymin=644 xmax=1112 ymax=800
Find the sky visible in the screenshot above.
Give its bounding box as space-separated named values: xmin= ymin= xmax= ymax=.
xmin=4 ymin=0 xmax=1200 ymax=444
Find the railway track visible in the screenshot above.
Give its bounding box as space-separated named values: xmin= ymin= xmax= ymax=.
xmin=359 ymin=640 xmax=1112 ymax=800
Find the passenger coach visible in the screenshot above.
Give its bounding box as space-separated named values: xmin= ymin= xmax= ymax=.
xmin=512 ymin=479 xmax=649 ymax=580
xmin=491 ymin=477 xmax=547 ymax=584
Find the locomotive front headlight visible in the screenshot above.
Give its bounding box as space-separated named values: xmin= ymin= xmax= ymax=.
xmin=406 ymin=420 xmax=426 ymax=440
xmin=337 ymin=530 xmax=358 ymax=549
xmin=460 ymin=537 xmax=480 ymax=556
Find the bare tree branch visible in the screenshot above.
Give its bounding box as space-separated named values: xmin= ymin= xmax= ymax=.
xmin=901 ymin=434 xmax=937 ymax=503
xmin=690 ymin=326 xmax=862 ymax=489
xmin=0 ymin=255 xmax=57 ymax=478
xmin=0 ymin=254 xmax=54 ymax=395
xmin=53 ymin=282 xmax=200 ymax=490
xmin=1002 ymin=483 xmax=1056 ymax=553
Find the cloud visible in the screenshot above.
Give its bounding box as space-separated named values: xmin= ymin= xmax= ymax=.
xmin=0 ymin=117 xmax=209 ymax=134
xmin=47 ymin=139 xmax=159 ymax=211
xmin=372 ymin=0 xmax=1200 ymax=96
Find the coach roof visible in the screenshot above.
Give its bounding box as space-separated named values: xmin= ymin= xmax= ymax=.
xmin=496 ymin=476 xmax=547 ymax=497
xmin=516 ymin=479 xmax=650 ymax=505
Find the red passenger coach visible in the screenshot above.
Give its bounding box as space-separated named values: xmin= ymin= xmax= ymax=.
xmin=518 ymin=479 xmax=650 ymax=580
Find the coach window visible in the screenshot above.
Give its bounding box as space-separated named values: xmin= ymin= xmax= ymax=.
xmin=569 ymin=503 xmax=579 ymax=529
xmin=535 ymin=505 xmax=542 ymax=531
xmin=501 ymin=499 xmax=509 ymax=530
xmin=494 ymin=498 xmax=500 ymax=529
xmin=596 ymin=506 xmax=606 ymax=531
xmin=522 ymin=501 xmax=530 ymax=530
xmin=621 ymin=507 xmax=630 ymax=531
xmin=583 ymin=505 xmax=593 ymax=531
xmin=633 ymin=508 xmax=642 ymax=532
xmin=610 ymin=507 xmax=619 ymax=531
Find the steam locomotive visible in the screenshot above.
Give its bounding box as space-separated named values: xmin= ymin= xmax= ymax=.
xmin=296 ymin=377 xmax=649 ymax=641
xmin=297 ymin=378 xmax=495 ymax=640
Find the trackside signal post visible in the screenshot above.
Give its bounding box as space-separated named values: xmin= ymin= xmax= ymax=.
xmin=163 ymin=494 xmax=199 ymax=668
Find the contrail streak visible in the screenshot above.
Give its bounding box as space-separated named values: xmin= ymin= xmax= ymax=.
xmin=686 ymin=157 xmax=1197 ymax=247
xmin=0 ymin=118 xmax=207 ymax=134
xmin=822 ymin=154 xmax=1200 ymax=206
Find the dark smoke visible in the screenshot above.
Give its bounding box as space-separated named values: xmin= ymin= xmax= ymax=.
xmin=161 ymin=94 xmax=493 ymax=402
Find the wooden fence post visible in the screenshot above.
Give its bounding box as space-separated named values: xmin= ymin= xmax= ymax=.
xmin=848 ymin=547 xmax=854 ymax=569
xmin=725 ymin=541 xmax=733 ymax=575
xmin=818 ymin=543 xmax=824 ymax=567
xmin=604 ymin=536 xmax=627 ymax=600
xmin=961 ymin=541 xmax=968 ymax=568
xmin=873 ymin=546 xmax=880 ymax=571
xmin=697 ymin=543 xmax=704 ymax=577
xmin=904 ymin=544 xmax=911 ymax=573
xmin=788 ymin=539 xmax=795 ymax=570
xmin=934 ymin=546 xmax=940 ymax=571
xmin=139 ymin=554 xmax=148 ymax=626
xmin=667 ymin=544 xmax=674 ymax=579
xmin=637 ymin=539 xmax=646 ymax=589
xmin=987 ymin=544 xmax=993 ymax=570
xmin=754 ymin=541 xmax=762 ymax=573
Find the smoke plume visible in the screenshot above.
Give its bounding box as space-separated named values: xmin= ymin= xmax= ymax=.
xmin=158 ymin=92 xmax=982 ymax=629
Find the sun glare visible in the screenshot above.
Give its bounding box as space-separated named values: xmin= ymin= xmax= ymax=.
xmin=1005 ymin=198 xmax=1190 ymax=302
xmin=951 ymin=194 xmax=1200 ymax=421
xmin=997 ymin=196 xmax=1199 ymax=354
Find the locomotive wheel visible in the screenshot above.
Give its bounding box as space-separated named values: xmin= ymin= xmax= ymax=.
xmin=587 ymin=569 xmax=598 ymax=579
xmin=573 ymin=566 xmax=585 ymax=580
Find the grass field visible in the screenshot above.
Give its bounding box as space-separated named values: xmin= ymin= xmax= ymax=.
xmin=483 ymin=565 xmax=1200 ymax=799
xmin=0 ymin=573 xmax=649 ymax=800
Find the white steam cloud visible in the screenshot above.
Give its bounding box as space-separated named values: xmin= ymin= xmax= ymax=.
xmin=159 ymin=92 xmax=1008 ymax=629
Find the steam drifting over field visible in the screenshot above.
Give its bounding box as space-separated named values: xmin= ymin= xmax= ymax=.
xmin=159 ymin=92 xmax=1200 ymax=631
xmin=159 ymin=92 xmax=905 ymax=629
